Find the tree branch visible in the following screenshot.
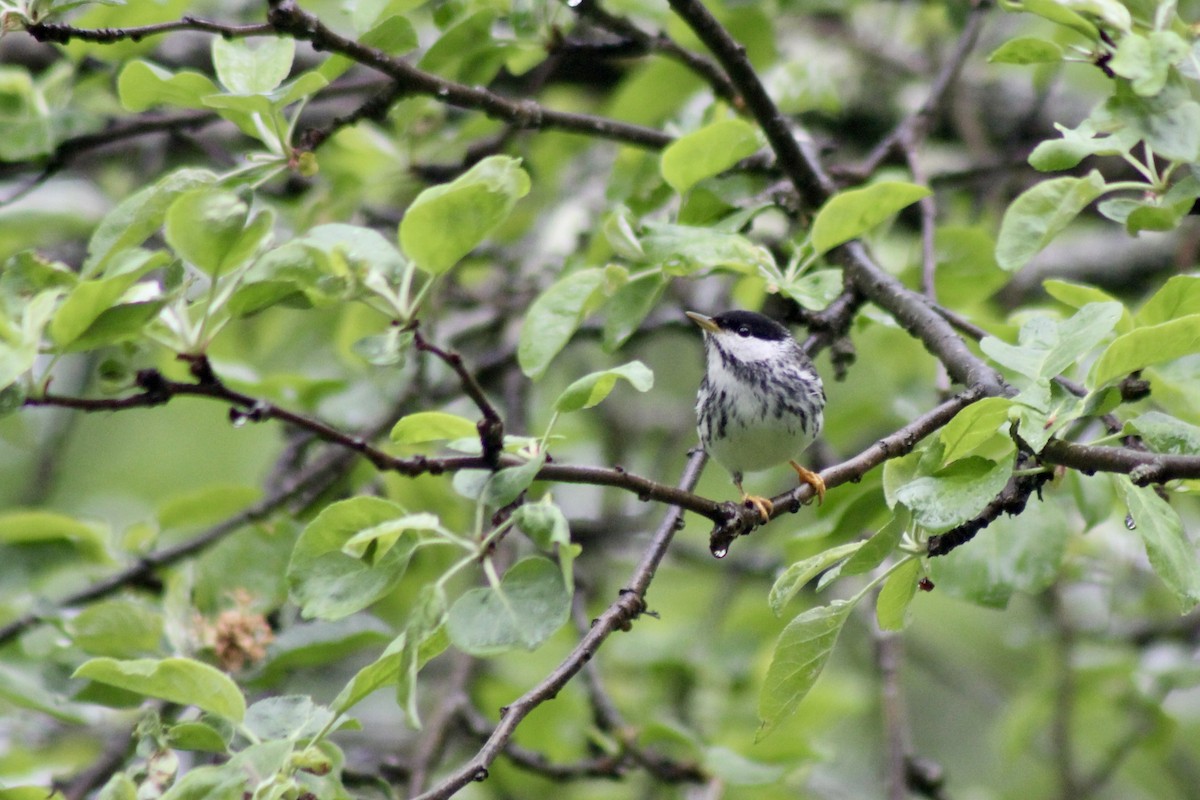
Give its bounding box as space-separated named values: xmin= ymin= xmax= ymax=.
xmin=413 ymin=448 xmax=708 ymax=799
xmin=709 ymin=387 xmax=987 ymax=556
xmin=264 ymin=0 xmax=672 ymax=151
xmin=569 ymin=0 xmax=740 ymax=105
xmin=663 ymin=0 xmax=835 ymax=209
xmin=414 ymin=330 xmax=506 ymax=469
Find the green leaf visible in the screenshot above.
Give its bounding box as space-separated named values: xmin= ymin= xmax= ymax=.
xmin=254 ymin=617 xmax=391 ymax=685
xmin=0 ymin=789 xmax=65 ymax=800
xmin=842 ymin=508 xmax=910 ymax=577
xmin=1110 ymin=31 xmax=1187 ymax=97
xmin=0 ymin=664 xmax=84 ymax=724
xmin=876 ymin=558 xmax=921 ymax=631
xmin=988 ymin=37 xmax=1064 ymax=64
xmin=212 ymin=37 xmax=294 ymax=95
xmin=1027 ymin=122 xmax=1138 ymax=172
xmin=774 ymin=268 xmax=844 ymax=311
xmin=660 ymin=119 xmax=762 ymax=192
xmin=517 ymin=267 xmax=606 ymax=380
xmin=1116 ymin=478 xmax=1200 ymax=610
xmin=49 ymin=249 xmax=167 ymax=347
xmin=331 ymin=633 xmax=408 ymax=713
xmin=894 ymin=457 xmax=1013 ymax=533
xmin=117 ymin=60 xmax=219 ymax=111
xmin=810 ymin=181 xmax=931 ymax=256
xmin=928 ymin=494 xmax=1069 ymax=608
xmin=1012 ymin=0 xmax=1098 ymax=38
xmin=640 ymin=222 xmax=775 ymax=274
xmin=939 ymin=397 xmax=1013 ymax=464
xmin=163 ymin=188 xmax=254 ymax=276
xmin=0 ymin=509 xmax=109 ymax=559
xmin=446 ymin=556 xmax=570 ymax=655
xmin=70 ymin=600 xmax=163 ymax=658
xmin=768 ymin=542 xmax=862 ymax=616
xmin=390 ymin=411 xmax=478 ymax=445
xmin=166 ymin=721 xmax=231 ymax=753
xmin=1136 ymin=275 xmax=1200 ymax=327
xmin=981 ymin=302 xmax=1122 ymax=381
xmin=995 ymin=170 xmax=1106 ymax=271
xmin=400 ymin=155 xmax=530 ymax=275
xmin=1125 ymin=411 xmax=1200 ymax=455
xmin=84 ymin=168 xmax=217 ymax=275
xmin=243 ymin=695 xmax=338 ymax=742
xmin=341 ymin=512 xmax=441 ymax=561
xmin=1091 ymin=314 xmax=1200 ymax=387
xmin=602 ymin=273 xmax=666 ymax=350
xmin=1106 ymin=82 xmax=1200 ymax=163
xmin=287 ymin=497 xmax=419 ymax=620
xmin=1043 ymin=280 xmax=1133 ymax=333
xmin=73 ymin=657 xmax=245 ymax=721
xmin=702 ymin=746 xmax=784 ymax=786
xmin=482 ymin=452 xmax=547 ymax=507
xmin=554 ymin=360 xmax=654 ymax=412
xmin=757 ymin=599 xmax=856 ymax=740
xmin=513 ymin=500 xmax=571 ymax=552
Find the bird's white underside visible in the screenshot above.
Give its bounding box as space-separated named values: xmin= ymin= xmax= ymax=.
xmin=702 ymin=331 xmax=819 ymax=475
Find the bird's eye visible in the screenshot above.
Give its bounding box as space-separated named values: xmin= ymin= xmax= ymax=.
xmin=737 ymin=326 xmax=751 ymax=337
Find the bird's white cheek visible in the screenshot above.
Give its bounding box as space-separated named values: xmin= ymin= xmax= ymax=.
xmin=715 ymin=333 xmax=785 ymax=362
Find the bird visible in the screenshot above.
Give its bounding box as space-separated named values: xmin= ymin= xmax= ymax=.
xmin=687 ymin=309 xmax=826 ymax=523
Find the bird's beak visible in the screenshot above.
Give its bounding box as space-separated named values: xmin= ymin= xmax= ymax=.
xmin=686 ymin=311 xmax=719 ymax=334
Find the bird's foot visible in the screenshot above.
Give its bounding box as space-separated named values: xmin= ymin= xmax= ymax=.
xmin=789 ymin=461 xmax=826 ymax=505
xmin=742 ymin=493 xmax=774 ymax=523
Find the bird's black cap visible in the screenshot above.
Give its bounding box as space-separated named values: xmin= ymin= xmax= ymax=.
xmin=711 ymin=310 xmax=791 ymax=341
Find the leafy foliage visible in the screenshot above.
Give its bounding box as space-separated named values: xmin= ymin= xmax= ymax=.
xmin=2 ymin=0 xmax=1200 ymax=798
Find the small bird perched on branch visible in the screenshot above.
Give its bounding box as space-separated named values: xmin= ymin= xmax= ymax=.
xmin=687 ymin=309 xmax=826 ymax=522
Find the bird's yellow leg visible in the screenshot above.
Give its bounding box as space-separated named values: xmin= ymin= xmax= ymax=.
xmin=789 ymin=461 xmax=826 ymax=505
xmin=735 ymin=479 xmax=774 ymax=523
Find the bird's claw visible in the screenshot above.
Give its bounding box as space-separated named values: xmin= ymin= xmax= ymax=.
xmin=742 ymin=494 xmax=774 ymax=523
xmin=789 ymin=461 xmax=826 ymax=505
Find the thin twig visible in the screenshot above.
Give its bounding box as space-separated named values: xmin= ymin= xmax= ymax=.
xmin=265 ymin=0 xmax=672 ymax=150
xmin=414 ymin=330 xmax=506 ymax=468
xmin=569 ymin=0 xmax=740 ymax=105
xmin=414 ymin=448 xmax=709 ymax=799
xmin=407 ymin=653 xmax=476 ymax=796
xmin=664 ymin=0 xmax=835 ymax=209
xmin=855 ymin=2 xmax=990 ymax=177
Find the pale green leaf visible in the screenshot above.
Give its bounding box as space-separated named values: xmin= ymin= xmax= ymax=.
xmin=939 ymin=397 xmax=1013 ymax=464
xmin=73 ymin=657 xmax=245 ymax=721
xmin=400 ymin=155 xmax=530 ymax=275
xmin=988 ymin=37 xmax=1063 ymax=64
xmin=661 ymin=119 xmax=762 ymax=192
xmin=894 ymin=457 xmax=1013 ymax=533
xmin=1091 ymin=314 xmax=1200 ymax=387
xmin=768 ymin=542 xmax=862 ymax=616
xmin=554 ymin=360 xmax=654 ymax=412
xmin=995 ymin=171 xmax=1106 ymax=271
xmin=117 ymin=60 xmax=218 ymax=111
xmin=876 ymin=558 xmax=921 ymax=631
xmin=287 ymin=496 xmax=418 ymax=620
xmin=810 ymin=181 xmax=931 ymax=256
xmin=757 ymin=600 xmax=855 ymax=740
xmin=517 ymin=267 xmax=606 ymax=380
xmin=446 ymin=556 xmax=570 ymax=655
xmin=212 ymin=37 xmax=294 ymax=95
xmin=390 ymin=411 xmax=478 ymax=445
xmin=1116 ymin=477 xmax=1200 ymax=610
